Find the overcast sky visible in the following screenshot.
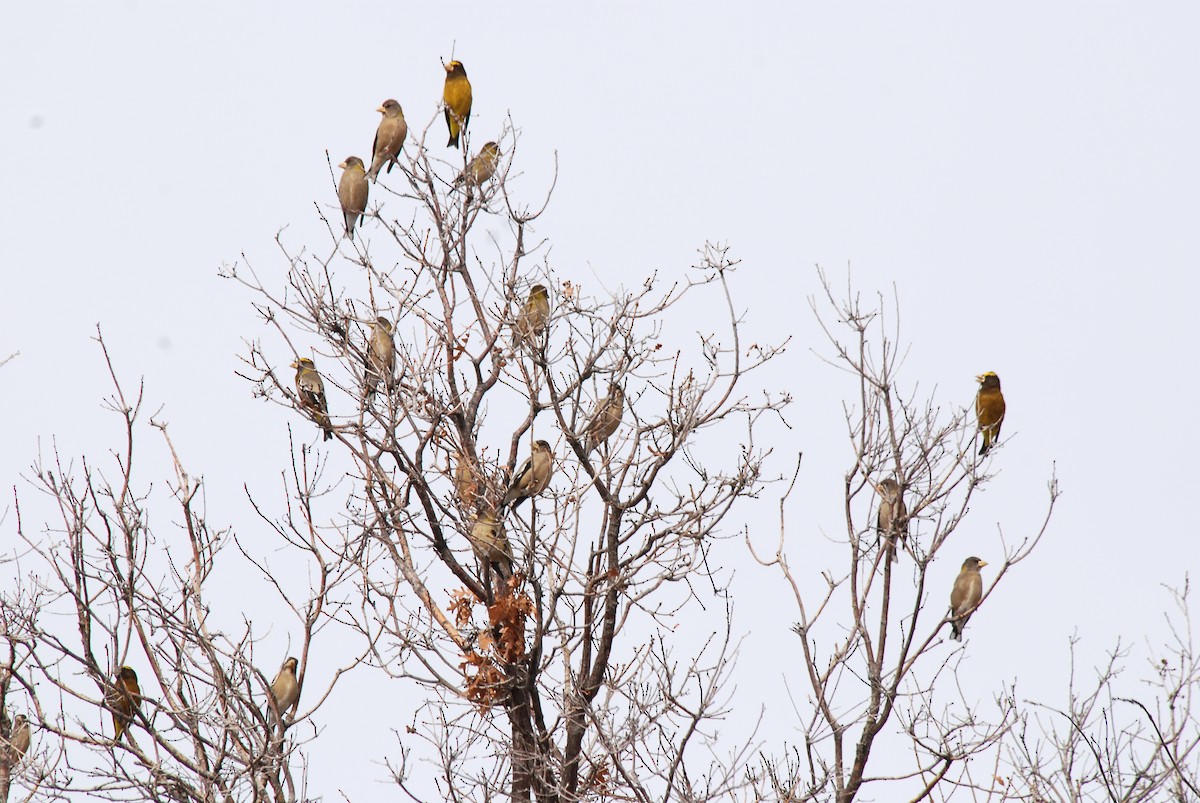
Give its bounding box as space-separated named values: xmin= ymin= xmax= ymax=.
xmin=3 ymin=3 xmax=1198 ymax=799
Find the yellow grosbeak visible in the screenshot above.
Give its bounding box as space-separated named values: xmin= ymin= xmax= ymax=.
xmin=949 ymin=557 xmax=987 ymax=640
xmin=513 ymin=284 xmax=550 ymax=347
xmin=270 ymin=657 xmax=300 ymax=718
xmin=106 ymin=666 xmax=141 ymax=741
xmin=292 ymin=358 xmax=333 ymax=441
xmin=502 ymin=440 xmax=554 ymax=510
xmin=583 ymin=383 xmax=624 ymax=454
xmin=367 ymin=99 xmax=407 ymax=182
xmin=7 ymin=714 xmax=30 ymax=763
xmin=443 ymin=60 xmax=473 ymax=148
xmin=875 ymin=478 xmax=908 ymax=562
xmin=454 ymin=451 xmax=479 ymax=510
xmin=366 ymin=317 xmax=396 ymax=396
xmin=975 ymin=372 xmax=1005 ymax=455
xmin=453 ymin=141 xmax=500 ymax=191
xmin=468 ymin=511 xmax=513 ymax=579
xmin=337 ymin=156 xmax=369 ymax=240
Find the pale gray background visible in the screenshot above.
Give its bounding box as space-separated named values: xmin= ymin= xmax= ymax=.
xmin=3 ymin=3 xmax=1197 ymax=799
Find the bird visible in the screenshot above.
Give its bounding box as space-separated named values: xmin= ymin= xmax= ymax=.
xmin=513 ymin=284 xmax=550 ymax=347
xmin=975 ymin=372 xmax=1006 ymax=456
xmin=583 ymin=383 xmax=625 ymax=454
xmin=106 ymin=666 xmax=141 ymax=741
xmin=442 ymin=60 xmax=473 ymax=148
xmin=270 ymin=657 xmax=300 ymax=719
xmin=468 ymin=510 xmax=513 ymax=579
xmin=367 ymin=99 xmax=407 ymax=182
xmin=292 ymin=358 xmax=333 ymax=441
xmin=452 ymin=141 xmax=500 ymax=191
xmin=7 ymin=714 xmax=29 ymax=763
xmin=949 ymin=557 xmax=988 ymax=640
xmin=875 ymin=478 xmax=908 ymax=562
xmin=366 ymin=317 xmax=396 ymax=396
xmin=337 ymin=156 xmax=369 ymax=240
xmin=502 ymin=440 xmax=554 ymax=510
xmin=453 ymin=451 xmax=478 ymax=510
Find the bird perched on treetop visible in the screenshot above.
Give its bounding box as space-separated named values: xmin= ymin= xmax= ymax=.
xmin=337 ymin=156 xmax=369 ymax=240
xmin=949 ymin=557 xmax=988 ymax=641
xmin=453 ymin=141 xmax=500 ymax=191
xmin=468 ymin=510 xmax=513 ymax=579
xmin=106 ymin=666 xmax=141 ymax=741
xmin=503 ymin=440 xmax=554 ymax=510
xmin=7 ymin=714 xmax=30 ymax=763
xmin=367 ymin=99 xmax=407 ymax=182
xmin=292 ymin=358 xmax=333 ymax=441
xmin=875 ymin=478 xmax=908 ymax=562
xmin=366 ymin=317 xmax=396 ymax=396
xmin=442 ymin=60 xmax=472 ymax=148
xmin=583 ymin=383 xmax=624 ymax=454
xmin=975 ymin=372 xmax=1006 ymax=455
xmin=513 ymin=284 xmax=550 ymax=347
xmin=270 ymin=657 xmax=300 ymax=719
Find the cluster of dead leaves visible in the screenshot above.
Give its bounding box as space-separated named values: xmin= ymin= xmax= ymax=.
xmin=454 ymin=575 xmax=535 ymax=709
xmin=582 ymin=761 xmax=611 ymax=799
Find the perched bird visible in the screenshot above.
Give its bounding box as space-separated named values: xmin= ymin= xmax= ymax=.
xmin=513 ymin=284 xmax=551 ymax=347
xmin=337 ymin=156 xmax=369 ymax=240
xmin=583 ymin=383 xmax=625 ymax=454
xmin=442 ymin=60 xmax=473 ymax=148
xmin=106 ymin=666 xmax=141 ymax=741
xmin=468 ymin=511 xmax=513 ymax=579
xmin=270 ymin=657 xmax=300 ymax=718
xmin=452 ymin=141 xmax=500 ymax=191
xmin=949 ymin=557 xmax=988 ymax=641
xmin=7 ymin=714 xmax=30 ymax=763
xmin=453 ymin=451 xmax=478 ymax=510
xmin=367 ymin=99 xmax=407 ymax=181
xmin=975 ymin=372 xmax=1006 ymax=456
xmin=875 ymin=478 xmax=908 ymax=562
xmin=292 ymin=358 xmax=333 ymax=441
xmin=365 ymin=317 xmax=396 ymax=396
xmin=502 ymin=440 xmax=554 ymax=510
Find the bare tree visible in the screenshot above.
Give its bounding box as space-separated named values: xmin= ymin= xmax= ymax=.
xmin=0 ymin=333 xmax=359 ymax=803
xmin=750 ymin=272 xmax=1057 ymax=802
xmin=999 ymin=581 xmax=1200 ymax=803
xmin=9 ymin=124 xmax=1193 ymax=803
xmin=223 ymin=124 xmax=789 ymax=802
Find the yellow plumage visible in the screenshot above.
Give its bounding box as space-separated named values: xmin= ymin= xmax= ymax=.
xmin=974 ymin=372 xmax=1006 ymax=455
xmin=443 ymin=60 xmax=473 ymax=148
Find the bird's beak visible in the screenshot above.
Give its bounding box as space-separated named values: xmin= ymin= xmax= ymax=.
xmin=337 ymin=160 xmax=348 ymax=169
xmin=444 ymin=63 xmax=453 ymax=73
xmin=974 ymin=375 xmax=984 ymax=382
xmin=978 ymin=560 xmax=989 ymax=568
xmin=376 ymin=106 xmax=386 ymax=113
xmin=290 ymin=360 xmax=299 ymax=369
